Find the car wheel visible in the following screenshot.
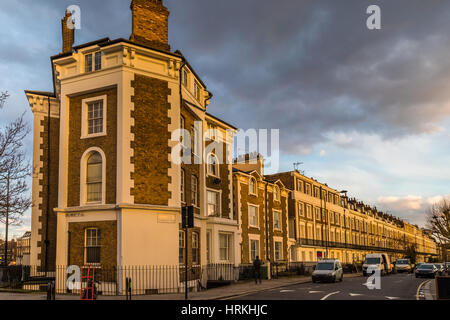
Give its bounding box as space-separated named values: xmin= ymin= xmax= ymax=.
xmin=312 ymin=279 xmax=316 ymax=283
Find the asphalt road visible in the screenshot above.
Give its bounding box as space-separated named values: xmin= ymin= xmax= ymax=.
xmin=230 ymin=273 xmax=432 ymax=300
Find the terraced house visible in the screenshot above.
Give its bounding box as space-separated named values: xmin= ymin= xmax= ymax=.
xmin=232 ymin=154 xmax=291 ymax=265
xmin=266 ymin=171 xmax=438 ymax=264
xmin=24 ymin=0 xmax=438 ymax=290
xmin=25 ymin=0 xmax=240 ymax=274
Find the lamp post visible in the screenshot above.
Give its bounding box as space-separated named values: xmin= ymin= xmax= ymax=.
xmin=340 ymin=191 xmax=348 ymax=262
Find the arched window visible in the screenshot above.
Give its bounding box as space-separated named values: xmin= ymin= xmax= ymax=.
xmin=274 ymin=186 xmax=280 ymax=201
xmin=207 ymin=154 xmax=219 ymax=177
xmin=249 ymin=178 xmax=257 ymax=195
xmin=86 ymin=152 xmax=102 ymax=203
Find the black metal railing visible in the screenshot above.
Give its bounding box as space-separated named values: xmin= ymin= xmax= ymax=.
xmin=4 ymin=264 xmax=242 ymax=296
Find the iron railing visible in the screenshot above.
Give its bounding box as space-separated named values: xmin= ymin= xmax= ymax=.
xmin=3 ymin=264 xmax=241 ymax=296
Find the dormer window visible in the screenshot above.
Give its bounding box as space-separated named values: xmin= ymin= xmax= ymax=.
xmin=85 ymin=52 xmax=102 ymax=73
xmin=95 ymin=52 xmax=102 ymax=70
xmin=249 ymin=177 xmax=257 ymax=195
xmin=85 ymin=54 xmax=92 ymax=73
xmin=274 ymin=186 xmax=280 ymax=202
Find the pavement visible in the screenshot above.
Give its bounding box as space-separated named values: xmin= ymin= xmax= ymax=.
xmin=230 ymin=273 xmax=435 ymax=300
xmin=0 ymin=273 xmax=362 ymax=300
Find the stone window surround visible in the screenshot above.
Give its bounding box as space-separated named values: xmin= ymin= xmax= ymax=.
xmin=218 ymin=232 xmax=232 ymax=263
xmin=84 ymin=227 xmax=101 ymax=266
xmin=248 ymin=204 xmax=260 ymax=229
xmin=80 ymin=147 xmax=106 ymax=206
xmin=273 ymin=236 xmax=283 ymax=261
xmin=206 ymin=153 xmax=220 ymax=178
xmin=273 ymin=209 xmax=282 ymax=231
xmin=273 ymin=185 xmax=280 ymax=202
xmin=207 ymin=188 xmax=222 ymax=217
xmin=81 ymin=95 xmax=107 ymax=139
xmin=248 ymin=177 xmax=257 ymax=196
xmin=249 ymin=234 xmax=260 ymax=262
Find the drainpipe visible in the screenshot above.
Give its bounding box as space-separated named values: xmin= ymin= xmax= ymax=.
xmin=44 ymin=95 xmax=51 ymax=273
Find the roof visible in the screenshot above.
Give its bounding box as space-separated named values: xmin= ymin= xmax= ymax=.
xmin=24 ymin=90 xmax=56 ymax=97
xmin=206 ymin=112 xmax=238 ymax=131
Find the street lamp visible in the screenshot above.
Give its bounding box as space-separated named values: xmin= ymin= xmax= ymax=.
xmin=340 ymin=191 xmax=348 ymax=262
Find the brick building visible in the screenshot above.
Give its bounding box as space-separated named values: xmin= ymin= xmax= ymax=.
xmin=25 ymin=0 xmax=239 ymax=273
xmin=25 ymin=0 xmax=438 ymax=286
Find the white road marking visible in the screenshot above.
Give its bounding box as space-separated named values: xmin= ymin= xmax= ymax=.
xmin=349 ymin=293 xmax=363 ymax=297
xmin=309 ymin=291 xmax=324 ymax=294
xmin=280 ymin=290 xmax=295 ymax=293
xmin=321 ymin=291 xmax=340 ymax=300
xmin=385 ymin=296 xmax=400 ymax=300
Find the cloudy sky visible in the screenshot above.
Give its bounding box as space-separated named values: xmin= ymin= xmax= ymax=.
xmin=1 ymin=0 xmax=450 ymax=237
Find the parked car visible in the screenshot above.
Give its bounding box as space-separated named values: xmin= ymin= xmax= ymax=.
xmin=434 ymin=264 xmax=445 ymax=276
xmin=395 ymin=259 xmax=413 ymax=273
xmin=312 ymin=260 xmax=343 ymax=283
xmin=363 ymin=253 xmax=392 ymax=276
xmin=415 ymin=263 xmax=438 ymax=278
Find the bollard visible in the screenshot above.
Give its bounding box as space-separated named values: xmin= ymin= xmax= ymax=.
xmin=126 ymin=278 xmax=132 ymax=301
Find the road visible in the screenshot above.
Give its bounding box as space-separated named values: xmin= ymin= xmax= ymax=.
xmin=229 ymin=273 xmax=433 ymax=300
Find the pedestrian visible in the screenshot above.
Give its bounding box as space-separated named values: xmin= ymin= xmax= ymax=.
xmin=253 ymin=256 xmax=262 ymax=285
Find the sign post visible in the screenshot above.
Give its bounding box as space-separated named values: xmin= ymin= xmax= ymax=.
xmin=182 ymin=206 xmax=194 ymax=300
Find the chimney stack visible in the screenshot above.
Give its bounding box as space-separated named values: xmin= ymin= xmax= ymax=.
xmin=61 ymin=10 xmax=75 ymax=53
xmin=130 ymin=0 xmax=171 ymax=52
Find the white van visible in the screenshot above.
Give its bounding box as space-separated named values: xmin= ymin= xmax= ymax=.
xmin=363 ymin=253 xmax=392 ymax=276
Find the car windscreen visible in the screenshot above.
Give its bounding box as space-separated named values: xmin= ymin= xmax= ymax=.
xmin=365 ymin=258 xmax=381 ymax=264
xmin=397 ymin=260 xmax=408 ymax=264
xmin=418 ymin=265 xmax=433 ymax=270
xmin=316 ymin=263 xmax=334 ymax=270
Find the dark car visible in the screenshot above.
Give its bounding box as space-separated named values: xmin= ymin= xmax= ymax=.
xmin=415 ymin=263 xmax=438 ymax=278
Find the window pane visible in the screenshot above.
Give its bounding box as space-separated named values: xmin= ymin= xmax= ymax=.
xmin=85 ymin=54 xmax=92 ymax=72
xmin=95 ymin=52 xmax=102 ymax=70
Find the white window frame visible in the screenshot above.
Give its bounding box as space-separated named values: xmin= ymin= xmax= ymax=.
xmin=273 ymin=185 xmax=280 ymax=202
xmin=81 ymin=95 xmax=107 ymax=139
xmin=179 ymin=231 xmax=185 ymax=265
xmin=219 ymin=233 xmax=232 ymax=262
xmin=84 ymin=228 xmax=101 ymax=265
xmin=249 ymin=177 xmax=257 ymax=195
xmin=273 ymin=210 xmax=282 ymax=231
xmin=248 ymin=204 xmax=259 ymax=229
xmin=249 ymin=234 xmax=260 ymax=262
xmin=274 ymin=238 xmax=283 ymax=261
xmin=191 ymin=175 xmax=199 ymax=207
xmin=298 ymin=202 xmax=304 ymax=217
xmin=207 ymin=153 xmax=219 ymax=178
xmin=80 ymin=147 xmax=106 ymax=206
xmin=181 ymin=169 xmax=185 ymax=203
xmin=207 ymin=188 xmax=222 ymax=217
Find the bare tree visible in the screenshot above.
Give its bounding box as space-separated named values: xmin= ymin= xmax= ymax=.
xmin=427 ymin=198 xmax=450 ymax=261
xmin=427 ymin=198 xmax=450 ymax=243
xmin=0 ymin=91 xmax=9 ymax=109
xmin=0 ymin=92 xmax=32 ymax=265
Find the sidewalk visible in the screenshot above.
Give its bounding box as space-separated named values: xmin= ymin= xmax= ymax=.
xmin=1 ymin=273 xmax=363 ymax=300
xmin=422 ymin=279 xmax=437 ymax=300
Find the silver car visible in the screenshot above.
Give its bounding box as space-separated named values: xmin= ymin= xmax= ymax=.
xmin=312 ymin=260 xmax=344 ymax=283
